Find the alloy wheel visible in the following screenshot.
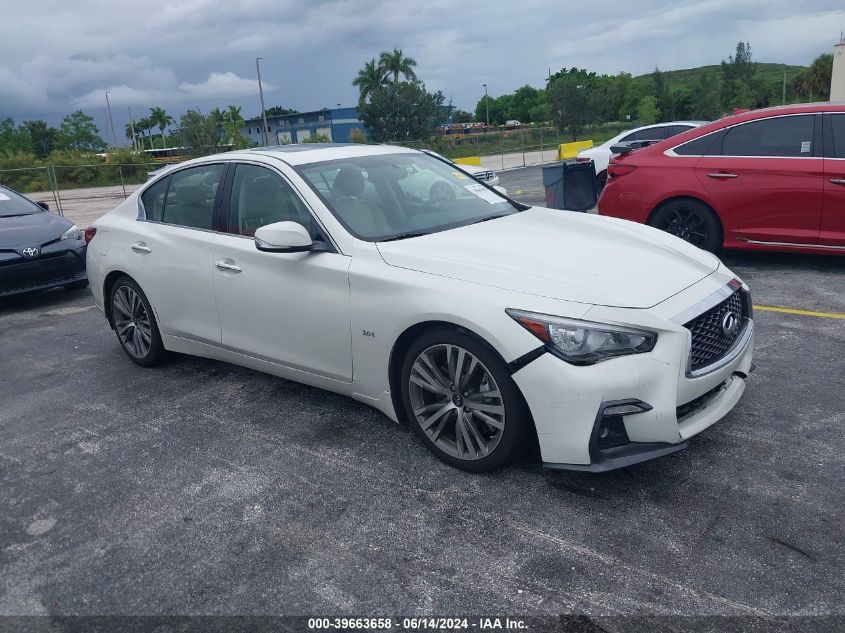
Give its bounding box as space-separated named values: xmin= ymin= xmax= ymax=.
xmin=408 ymin=344 xmax=506 ymax=461
xmin=661 ymin=205 xmax=710 ymax=247
xmin=112 ymin=285 xmax=152 ymax=359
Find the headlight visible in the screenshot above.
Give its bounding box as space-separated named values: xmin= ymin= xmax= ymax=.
xmin=60 ymin=225 xmax=82 ymax=241
xmin=506 ymin=309 xmax=657 ymax=365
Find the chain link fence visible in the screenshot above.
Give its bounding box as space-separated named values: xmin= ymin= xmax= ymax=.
xmin=0 ymin=162 xmax=169 ymax=228
xmin=395 ymin=123 xmax=637 ymax=170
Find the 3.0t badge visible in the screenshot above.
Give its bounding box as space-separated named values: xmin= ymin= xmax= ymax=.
xmin=22 ymin=247 xmax=39 ymax=258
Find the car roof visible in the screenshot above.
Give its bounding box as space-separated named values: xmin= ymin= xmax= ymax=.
xmin=237 ymin=143 xmax=418 ymax=166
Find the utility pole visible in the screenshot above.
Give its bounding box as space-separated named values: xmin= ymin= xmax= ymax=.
xmin=483 ymin=84 xmax=489 ymax=127
xmin=256 ymin=57 xmax=270 ymax=146
xmin=782 ymin=70 xmax=787 ymax=105
xmin=105 ymin=91 xmax=117 ymax=151
xmin=128 ymin=107 xmax=138 ymax=150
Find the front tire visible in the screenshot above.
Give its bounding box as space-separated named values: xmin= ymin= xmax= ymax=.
xmin=650 ymin=199 xmax=721 ymax=252
xmin=109 ymin=277 xmax=167 ymax=367
xmin=400 ymin=329 xmax=528 ymax=472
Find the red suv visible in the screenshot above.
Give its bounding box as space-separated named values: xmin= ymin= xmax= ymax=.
xmin=598 ymin=103 xmax=845 ymax=255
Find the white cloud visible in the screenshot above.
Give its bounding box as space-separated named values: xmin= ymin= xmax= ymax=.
xmin=179 ymin=71 xmax=270 ymax=99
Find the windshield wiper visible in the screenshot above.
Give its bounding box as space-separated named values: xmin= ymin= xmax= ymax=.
xmin=379 ymin=231 xmax=432 ymax=242
xmin=470 ymin=213 xmax=511 ymax=225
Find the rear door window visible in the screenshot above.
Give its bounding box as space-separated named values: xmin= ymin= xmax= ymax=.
xmin=828 ymin=114 xmax=845 ymax=158
xmin=141 ymin=177 xmax=170 ymax=220
xmin=720 ymin=115 xmax=815 ymax=157
xmin=160 ymin=164 xmax=225 ymax=230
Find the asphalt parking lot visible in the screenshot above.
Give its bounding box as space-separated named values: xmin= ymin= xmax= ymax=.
xmin=1 ymin=172 xmax=844 ymax=625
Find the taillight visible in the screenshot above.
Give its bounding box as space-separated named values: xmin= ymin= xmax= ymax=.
xmin=84 ymin=227 xmax=97 ymax=243
xmin=575 ymin=155 xmax=591 ymax=162
xmin=608 ymin=163 xmax=637 ymax=178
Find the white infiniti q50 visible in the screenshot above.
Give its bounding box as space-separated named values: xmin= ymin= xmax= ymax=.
xmin=86 ymin=144 xmax=754 ymax=472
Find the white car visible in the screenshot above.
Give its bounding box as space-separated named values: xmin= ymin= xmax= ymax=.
xmin=422 ymin=150 xmax=502 ymax=189
xmin=578 ymin=121 xmax=707 ymax=191
xmin=87 ymin=145 xmax=754 ymax=472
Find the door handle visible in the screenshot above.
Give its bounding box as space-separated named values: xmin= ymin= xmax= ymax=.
xmin=829 ymin=178 xmax=845 ymax=185
xmin=707 ymin=173 xmax=738 ymax=179
xmin=130 ymin=242 xmax=151 ymax=253
xmin=215 ymin=260 xmax=242 ymax=273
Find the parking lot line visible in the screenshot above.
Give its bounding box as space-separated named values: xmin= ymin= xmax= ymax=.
xmin=753 ymin=304 xmax=845 ymax=320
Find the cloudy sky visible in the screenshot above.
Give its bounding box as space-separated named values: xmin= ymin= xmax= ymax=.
xmin=2 ymin=0 xmax=843 ymax=139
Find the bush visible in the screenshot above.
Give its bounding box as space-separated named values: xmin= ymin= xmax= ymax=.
xmin=348 ymin=128 xmax=367 ymax=144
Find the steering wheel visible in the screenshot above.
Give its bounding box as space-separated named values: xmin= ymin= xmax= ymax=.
xmin=425 ymin=181 xmax=456 ymax=209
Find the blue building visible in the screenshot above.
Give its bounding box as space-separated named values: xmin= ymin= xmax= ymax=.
xmin=241 ymin=106 xmax=365 ymax=145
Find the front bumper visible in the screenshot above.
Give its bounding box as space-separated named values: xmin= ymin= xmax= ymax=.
xmin=511 ymin=277 xmax=755 ymax=471
xmin=0 ymin=244 xmax=87 ymax=297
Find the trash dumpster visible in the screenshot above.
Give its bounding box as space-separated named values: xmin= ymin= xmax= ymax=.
xmin=541 ymin=159 xmax=597 ymax=211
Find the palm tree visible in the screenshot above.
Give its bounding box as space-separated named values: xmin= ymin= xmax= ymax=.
xmin=353 ymin=58 xmax=384 ymax=104
xmin=124 ymin=121 xmax=139 ymax=149
xmin=378 ymin=48 xmax=417 ymax=84
xmin=222 ymin=105 xmax=247 ymax=148
xmin=149 ymin=107 xmax=174 ymax=149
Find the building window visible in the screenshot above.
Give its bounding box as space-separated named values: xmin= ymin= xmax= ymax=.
xmin=318 ymin=115 xmax=325 ymax=122
xmin=298 ymin=117 xmax=305 ymax=124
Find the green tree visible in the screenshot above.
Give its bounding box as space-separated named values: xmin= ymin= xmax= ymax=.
xmin=451 ymin=109 xmax=474 ymax=123
xmin=221 ymin=105 xmax=247 ymax=148
xmin=508 ymin=85 xmax=547 ymax=123
xmin=670 ymin=89 xmax=693 ymax=120
xmin=651 ymin=67 xmax=671 ymax=121
xmin=636 ymin=95 xmax=660 ymax=124
xmin=264 ymin=105 xmax=300 ymax=117
xmin=721 ymin=41 xmax=756 ymax=108
xmin=358 ymin=80 xmax=445 ymax=142
xmin=795 ymin=53 xmax=833 ymax=100
xmin=148 ymin=107 xmax=174 ymax=149
xmin=547 ymin=68 xmax=598 ymax=140
xmin=59 ymin=111 xmax=105 ymax=152
xmin=353 ymin=58 xmax=385 ymax=105
xmin=378 ymin=48 xmax=417 ymax=84
xmin=177 ymin=109 xmax=227 ymax=157
xmin=22 ymin=120 xmax=59 ymax=159
xmin=691 ymin=71 xmax=724 ymax=119
xmin=0 ymin=118 xmax=33 ymax=155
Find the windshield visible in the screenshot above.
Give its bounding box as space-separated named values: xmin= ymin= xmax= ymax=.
xmin=297 ymin=152 xmax=520 ymax=241
xmin=0 ymin=187 xmax=43 ymax=217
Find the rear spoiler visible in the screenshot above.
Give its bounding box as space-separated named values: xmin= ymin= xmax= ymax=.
xmin=609 ymin=139 xmax=659 ymax=156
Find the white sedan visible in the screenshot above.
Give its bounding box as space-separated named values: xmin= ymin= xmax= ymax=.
xmin=578 ymin=121 xmax=707 ymax=191
xmin=87 ymin=145 xmax=753 ymax=472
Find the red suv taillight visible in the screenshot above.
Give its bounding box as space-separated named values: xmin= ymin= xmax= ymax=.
xmin=608 ymin=163 xmax=637 ymax=179
xmin=84 ymin=227 xmax=97 ymax=243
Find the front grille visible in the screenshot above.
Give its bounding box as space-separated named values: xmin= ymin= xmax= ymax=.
xmin=684 ymin=289 xmax=748 ymax=372
xmin=0 ymin=252 xmax=84 ymax=295
xmin=475 ymin=171 xmax=494 ymax=181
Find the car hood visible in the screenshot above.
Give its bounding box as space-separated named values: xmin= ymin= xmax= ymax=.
xmin=0 ymin=211 xmax=72 ymax=248
xmin=376 ymin=207 xmax=720 ymax=309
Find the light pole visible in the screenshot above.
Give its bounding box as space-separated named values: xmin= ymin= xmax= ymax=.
xmin=482 ymin=84 xmax=489 ymax=128
xmin=256 ymin=57 xmax=270 ymax=146
xmin=105 ymin=91 xmax=117 ymax=151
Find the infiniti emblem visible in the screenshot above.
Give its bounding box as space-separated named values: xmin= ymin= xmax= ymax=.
xmin=721 ymin=311 xmax=741 ymax=338
xmin=22 ymin=247 xmax=39 ymax=258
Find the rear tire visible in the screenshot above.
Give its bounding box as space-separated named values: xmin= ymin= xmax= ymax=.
xmin=650 ymin=199 xmax=721 ymax=252
xmin=400 ymin=329 xmax=528 ymax=472
xmin=109 ymin=277 xmax=167 ymax=367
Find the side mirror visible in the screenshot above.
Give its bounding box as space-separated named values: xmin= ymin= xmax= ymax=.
xmin=255 ymin=221 xmax=313 ymax=253
xmin=37 ymin=201 xmax=49 ymax=211
xmin=493 ymin=185 xmax=508 ymax=196
xmin=254 ymin=221 xmax=330 ymax=253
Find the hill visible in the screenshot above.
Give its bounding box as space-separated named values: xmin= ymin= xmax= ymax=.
xmin=632 ymin=62 xmax=806 ymax=94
